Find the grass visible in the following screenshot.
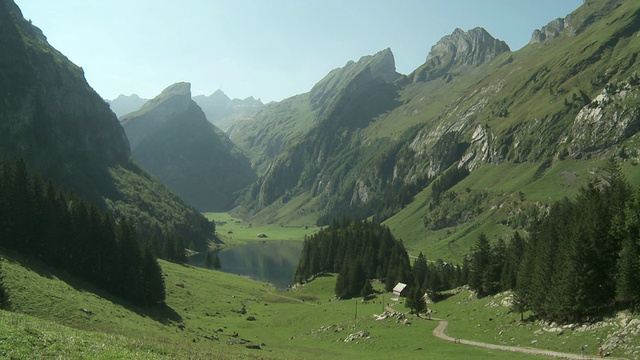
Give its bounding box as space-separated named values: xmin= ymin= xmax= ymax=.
xmin=429 ymin=288 xmax=640 ymax=358
xmin=386 ymin=157 xmax=640 ymax=263
xmin=1 ymin=248 xmax=548 ymax=359
xmin=204 ymin=212 xmax=319 ymax=247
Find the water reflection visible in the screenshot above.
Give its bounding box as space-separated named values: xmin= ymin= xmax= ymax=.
xmin=188 ymin=240 xmax=302 ymax=289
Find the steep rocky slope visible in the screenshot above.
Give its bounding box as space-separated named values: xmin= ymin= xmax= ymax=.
xmin=121 ymin=82 xmax=256 ymax=212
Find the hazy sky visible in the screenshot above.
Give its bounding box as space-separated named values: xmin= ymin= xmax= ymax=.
xmin=15 ymin=0 xmax=583 ymax=103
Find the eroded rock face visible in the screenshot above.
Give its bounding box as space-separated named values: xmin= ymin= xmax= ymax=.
xmin=530 ymin=18 xmax=568 ymax=44
xmin=427 ymin=27 xmax=510 ymax=66
xmin=413 ymin=27 xmax=510 ymax=83
xmin=570 ymin=82 xmax=640 ymax=157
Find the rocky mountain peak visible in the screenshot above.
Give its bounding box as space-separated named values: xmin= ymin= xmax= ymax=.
xmin=120 ymin=82 xmax=195 ymax=149
xmin=310 ymin=48 xmax=400 ymax=109
xmin=529 ymin=18 xmax=568 ymax=44
xmin=158 ymin=81 xmax=191 ymax=100
xmin=426 ymin=27 xmax=510 ymax=67
xmin=358 ymin=47 xmax=398 ymax=83
xmin=412 ymin=27 xmax=510 ymax=83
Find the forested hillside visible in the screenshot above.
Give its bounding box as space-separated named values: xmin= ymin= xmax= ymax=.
xmin=0 ymin=159 xmax=165 ymax=306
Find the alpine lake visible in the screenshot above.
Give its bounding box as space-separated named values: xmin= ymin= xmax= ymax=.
xmin=188 ymin=240 xmax=303 ymax=289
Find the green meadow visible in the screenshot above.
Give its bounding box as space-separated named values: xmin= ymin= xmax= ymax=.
xmin=204 ymin=212 xmax=319 ymax=246
xmin=1 ymin=247 xmax=547 ymax=359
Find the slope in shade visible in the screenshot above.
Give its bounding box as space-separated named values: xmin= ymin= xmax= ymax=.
xmin=0 ymin=0 xmax=216 ymax=248
xmin=121 ymin=82 xmax=257 ymax=212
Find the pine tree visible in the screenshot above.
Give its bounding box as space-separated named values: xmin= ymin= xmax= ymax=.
xmin=212 ymin=253 xmax=221 ymax=270
xmin=412 ymin=252 xmax=428 ymax=291
xmin=501 ymin=231 xmax=525 ymax=290
xmin=0 ymin=262 xmax=8 ymax=310
xmin=115 ymin=218 xmax=142 ymax=302
xmin=173 ymin=233 xmax=186 ymax=263
xmin=204 ymin=251 xmax=213 ymax=269
xmin=140 ymin=241 xmax=165 ymax=306
xmin=360 ymin=279 xmax=374 ymax=298
xmin=406 ymin=285 xmax=426 ymax=314
xmin=469 ymin=233 xmax=492 ymax=296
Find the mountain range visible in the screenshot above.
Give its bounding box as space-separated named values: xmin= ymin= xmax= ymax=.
xmin=108 ymin=90 xmax=264 ymax=131
xmin=3 ymin=0 xmax=640 ymax=263
xmin=226 ymin=0 xmax=640 ymax=260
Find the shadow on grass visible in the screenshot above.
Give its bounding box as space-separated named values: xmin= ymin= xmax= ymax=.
xmin=2 ymin=249 xmax=182 ymax=325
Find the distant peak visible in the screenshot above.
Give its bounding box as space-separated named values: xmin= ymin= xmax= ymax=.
xmin=425 ymin=27 xmax=510 ymax=66
xmin=160 ymin=82 xmax=191 ymax=97
xmin=412 ymin=27 xmax=510 ymax=83
xmin=529 ymin=18 xmax=568 ymax=44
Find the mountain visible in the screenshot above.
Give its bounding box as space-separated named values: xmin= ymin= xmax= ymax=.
xmin=0 ymin=0 xmax=215 ymax=248
xmin=412 ymin=27 xmax=510 ymax=83
xmin=192 ymin=90 xmax=263 ymax=130
xmin=121 ymin=82 xmax=257 ymax=212
xmin=108 ymin=94 xmax=149 ymax=118
xmin=231 ymin=0 xmax=640 ymax=260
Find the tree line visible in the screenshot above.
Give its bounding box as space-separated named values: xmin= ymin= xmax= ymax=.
xmin=467 ymin=161 xmax=640 ymax=323
xmin=295 ymin=218 xmax=466 ymax=303
xmin=0 ymin=158 xmax=165 ymax=306
xmin=405 ymin=253 xmax=467 ymax=313
xmin=295 ymin=219 xmax=412 ymax=299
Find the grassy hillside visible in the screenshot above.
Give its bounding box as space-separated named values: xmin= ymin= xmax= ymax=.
xmin=227 ymin=0 xmax=640 ymax=264
xmin=1 ymin=248 xmax=548 ymax=359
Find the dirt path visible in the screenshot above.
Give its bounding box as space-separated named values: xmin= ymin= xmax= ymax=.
xmin=432 ymin=319 xmax=623 ymax=359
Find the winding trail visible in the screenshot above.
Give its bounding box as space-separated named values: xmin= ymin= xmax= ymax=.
xmin=431 ymin=318 xmax=623 ymax=359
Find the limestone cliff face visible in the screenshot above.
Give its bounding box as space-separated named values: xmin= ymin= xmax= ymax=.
xmin=121 ymin=82 xmax=257 ymax=211
xmin=569 ymin=82 xmax=640 ymax=157
xmin=412 ymin=27 xmax=510 ymax=83
xmin=0 ymin=0 xmax=130 ymax=199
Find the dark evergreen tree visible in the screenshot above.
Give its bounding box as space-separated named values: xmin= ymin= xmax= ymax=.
xmin=204 ymin=251 xmax=213 ymax=269
xmin=212 ymin=253 xmax=221 ymax=270
xmin=501 ymin=231 xmax=525 ymax=290
xmin=360 ymin=279 xmax=374 ymax=298
xmin=140 ymin=241 xmax=166 ymax=306
xmin=0 ymin=262 xmax=8 ymax=310
xmin=406 ymin=285 xmax=426 ymax=314
xmin=412 ymin=252 xmax=428 ymax=291
xmin=469 ymin=233 xmax=492 ymax=296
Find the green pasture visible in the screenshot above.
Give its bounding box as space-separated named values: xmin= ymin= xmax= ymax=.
xmin=205 ymin=212 xmax=319 ymax=246
xmin=1 ymin=248 xmax=544 ymax=359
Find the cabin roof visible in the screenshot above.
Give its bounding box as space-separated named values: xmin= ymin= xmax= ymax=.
xmin=393 ymin=282 xmax=407 ymax=293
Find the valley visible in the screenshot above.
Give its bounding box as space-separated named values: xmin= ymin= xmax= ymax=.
xmin=0 ymin=247 xmax=597 ymax=359
xmin=3 ymin=0 xmax=640 ymax=358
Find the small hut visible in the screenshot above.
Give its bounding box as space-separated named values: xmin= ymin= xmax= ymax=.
xmin=392 ymin=282 xmax=408 ymax=298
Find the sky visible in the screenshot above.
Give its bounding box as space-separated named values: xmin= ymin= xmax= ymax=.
xmin=14 ymin=0 xmax=584 ymax=103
